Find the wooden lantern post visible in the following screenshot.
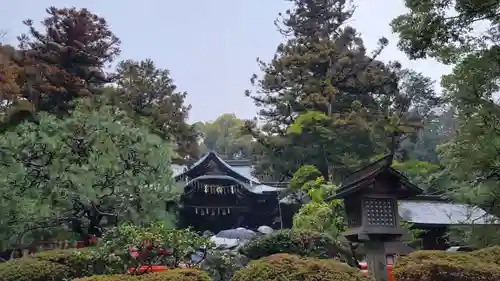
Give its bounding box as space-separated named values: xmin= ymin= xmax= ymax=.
xmin=333 ymin=155 xmax=423 ymax=281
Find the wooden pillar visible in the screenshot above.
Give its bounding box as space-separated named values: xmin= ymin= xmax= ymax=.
xmin=364 ymin=241 xmax=388 ymax=281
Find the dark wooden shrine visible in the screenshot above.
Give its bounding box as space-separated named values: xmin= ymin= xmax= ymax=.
xmin=173 ymin=152 xmax=283 ymax=232
xmin=333 ymin=154 xmax=423 ymax=281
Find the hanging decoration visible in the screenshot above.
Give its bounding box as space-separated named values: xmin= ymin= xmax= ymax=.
xmin=189 ymin=182 xmax=241 ymax=195
xmin=192 ymin=207 xmax=232 ymax=216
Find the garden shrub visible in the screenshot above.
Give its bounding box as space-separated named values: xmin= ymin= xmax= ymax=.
xmin=0 ymin=257 xmax=69 ymax=281
xmin=74 ymin=269 xmax=212 ymax=281
xmin=471 ymin=245 xmax=500 ymax=265
xmin=35 ymin=248 xmax=122 ymax=277
xmin=230 ymin=253 xmax=373 ymax=281
xmin=393 ymin=250 xmax=500 ymax=281
xmin=200 ymin=250 xmax=249 ymax=281
xmin=239 ymin=229 xmax=349 ymax=261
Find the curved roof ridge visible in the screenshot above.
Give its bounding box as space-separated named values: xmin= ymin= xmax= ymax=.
xmin=184 ymin=174 xmax=275 ymax=194
xmin=210 ymin=152 xmax=261 ymax=184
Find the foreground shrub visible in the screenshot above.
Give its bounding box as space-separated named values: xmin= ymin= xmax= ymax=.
xmin=97 ymin=223 xmax=213 ymax=271
xmin=0 ymin=257 xmax=69 ymax=281
xmin=471 ymin=245 xmax=500 ymax=266
xmin=230 ymin=253 xmax=373 ymax=281
xmin=35 ymin=248 xmax=122 ymax=276
xmin=239 ymin=229 xmax=350 ymax=261
xmin=74 ymin=268 xmax=212 ymax=281
xmin=393 ymin=250 xmax=500 ymax=281
xmin=200 ymin=250 xmax=249 ymax=281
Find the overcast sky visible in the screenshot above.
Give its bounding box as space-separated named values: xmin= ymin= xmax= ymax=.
xmin=0 ymin=0 xmax=451 ymax=122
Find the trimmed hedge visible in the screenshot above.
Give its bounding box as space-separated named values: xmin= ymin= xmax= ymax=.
xmin=0 ymin=257 xmax=69 ymax=281
xmin=471 ymin=246 xmax=500 ymax=266
xmin=230 ymin=253 xmax=373 ymax=281
xmin=0 ymin=248 xmax=123 ymax=281
xmin=393 ymin=250 xmax=500 ymax=281
xmin=239 ymin=229 xmax=349 ymax=261
xmin=74 ymin=269 xmax=212 ymax=281
xmin=34 ymin=248 xmax=122 ymax=276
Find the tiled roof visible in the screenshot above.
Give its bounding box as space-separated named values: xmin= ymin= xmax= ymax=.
xmin=399 ymin=200 xmax=499 ymax=225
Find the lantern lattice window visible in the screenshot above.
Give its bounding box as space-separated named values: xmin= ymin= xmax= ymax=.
xmin=364 ymin=198 xmax=396 ymax=227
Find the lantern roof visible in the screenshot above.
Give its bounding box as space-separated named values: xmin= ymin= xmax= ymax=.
xmin=333 ymin=154 xmax=423 ymax=199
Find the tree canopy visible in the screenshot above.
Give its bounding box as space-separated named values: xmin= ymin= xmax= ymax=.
xmin=195 ymin=113 xmax=254 ymax=159
xmin=0 ymin=100 xmax=177 ymax=250
xmin=242 ymin=0 xmax=441 ymax=182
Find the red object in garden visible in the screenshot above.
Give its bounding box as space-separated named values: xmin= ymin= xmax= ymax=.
xmin=129 ymin=265 xmax=168 ymax=273
xmin=359 ymin=262 xmax=394 ymax=281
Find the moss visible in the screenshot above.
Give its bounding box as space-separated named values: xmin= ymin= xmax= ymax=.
xmin=230 ymin=253 xmax=373 ymax=281
xmin=74 ymin=269 xmax=212 ymax=281
xmin=393 ymin=250 xmax=500 ymax=281
xmin=471 ymin=246 xmax=500 ymax=266
xmin=0 ymin=257 xmax=70 ymax=281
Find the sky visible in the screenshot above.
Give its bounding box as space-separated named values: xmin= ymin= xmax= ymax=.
xmin=0 ymin=0 xmax=452 ymax=123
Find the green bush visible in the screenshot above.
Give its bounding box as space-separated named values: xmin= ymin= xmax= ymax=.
xmin=35 ymin=248 xmax=122 ymax=276
xmin=74 ymin=269 xmax=212 ymax=281
xmin=393 ymin=250 xmax=500 ymax=281
xmin=471 ymin=245 xmax=500 ymax=265
xmin=230 ymin=253 xmax=373 ymax=281
xmin=0 ymin=257 xmax=69 ymax=281
xmin=239 ymin=229 xmax=350 ymax=261
xmin=200 ymin=250 xmax=249 ymax=281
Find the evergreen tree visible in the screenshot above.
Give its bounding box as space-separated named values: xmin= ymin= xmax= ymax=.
xmin=244 ymin=0 xmax=437 ymax=182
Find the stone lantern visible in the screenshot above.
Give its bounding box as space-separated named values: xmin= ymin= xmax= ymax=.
xmin=333 ymin=155 xmax=423 ymax=281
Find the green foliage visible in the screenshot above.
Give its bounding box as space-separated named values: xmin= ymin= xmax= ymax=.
xmin=289 ymin=165 xmax=345 ymax=240
xmin=110 ymin=59 xmax=199 ymax=160
xmin=446 ymin=225 xmax=500 ymax=250
xmin=393 ymin=250 xmax=500 ymax=281
xmin=391 ymin=0 xmax=499 ymax=63
xmin=0 ymin=257 xmax=70 ymax=281
xmin=34 ymin=248 xmax=122 ymax=277
xmin=293 ymin=201 xmax=345 ymax=240
xmin=0 ymin=101 xmax=177 ymax=250
xmin=289 ymin=165 xmax=323 ymax=191
xmin=230 ymin=253 xmax=373 ymax=281
xmin=239 ymin=229 xmax=351 ymax=262
xmin=96 ymin=222 xmax=214 ymax=272
xmin=243 ymin=0 xmax=440 ymax=182
xmin=200 ymin=250 xmax=249 ymax=281
xmin=372 ymin=154 xmax=442 ymax=191
xmin=73 ymin=269 xmax=212 ymax=281
xmin=392 ymin=0 xmax=500 ymax=236
xmin=195 ymin=114 xmax=254 ymax=159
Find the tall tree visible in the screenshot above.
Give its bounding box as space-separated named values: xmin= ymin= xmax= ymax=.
xmin=11 ymin=7 xmax=120 ymax=116
xmin=391 ymin=0 xmax=500 ymax=64
xmin=111 ymin=59 xmax=199 ymax=160
xmin=195 ymin=113 xmax=255 ymax=159
xmin=244 ymin=0 xmax=438 ymax=182
xmin=0 ymin=45 xmax=21 ymax=113
xmin=391 ymin=0 xmax=500 ymax=241
xmin=0 ymin=99 xmax=176 ymax=250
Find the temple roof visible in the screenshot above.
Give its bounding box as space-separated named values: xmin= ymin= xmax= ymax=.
xmin=173 ymin=151 xmax=282 ymax=194
xmin=279 ymin=194 xmax=499 ymax=225
xmin=399 ymin=200 xmax=499 ymax=225
xmin=173 ymin=151 xmax=260 ymax=183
